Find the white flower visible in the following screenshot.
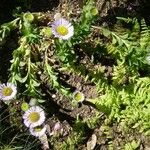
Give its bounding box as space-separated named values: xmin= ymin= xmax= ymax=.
xmin=73 ymin=91 xmax=85 ymax=102
xmin=0 ymin=83 xmax=17 ymax=101
xmin=23 ymin=106 xmax=45 ymax=128
xmin=51 ymin=18 xmax=74 ymax=40
xmin=29 ymin=125 xmax=47 ymax=137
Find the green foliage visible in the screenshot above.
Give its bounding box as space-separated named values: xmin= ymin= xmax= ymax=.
xmin=0 ymin=18 xmax=20 ymax=45
xmin=0 ymin=0 xmax=150 ymax=149
xmin=44 ymin=46 xmax=70 ymax=96
xmin=58 ymin=133 xmax=81 ymax=150
xmin=124 ymin=140 xmax=140 ymax=150
xmin=53 ymin=117 xmax=88 ymax=150
xmin=73 ymin=0 xmax=98 ymax=41
xmin=88 ymin=17 xmax=150 ymax=134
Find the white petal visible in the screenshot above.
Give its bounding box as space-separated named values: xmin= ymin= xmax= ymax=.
xmin=51 ymin=18 xmax=74 ymax=40
xmin=29 ymin=126 xmax=47 ymax=137
xmin=23 ymin=106 xmax=45 ymax=128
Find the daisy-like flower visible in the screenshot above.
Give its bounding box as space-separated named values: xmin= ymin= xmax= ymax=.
xmin=29 ymin=125 xmax=47 ymax=137
xmin=73 ymin=91 xmax=85 ymax=102
xmin=23 ymin=106 xmax=45 ymax=128
xmin=0 ymin=82 xmax=17 ymax=101
xmin=51 ymin=18 xmax=74 ymax=40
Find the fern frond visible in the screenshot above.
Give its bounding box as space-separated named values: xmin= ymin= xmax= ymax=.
xmin=140 ymin=19 xmax=150 ymax=48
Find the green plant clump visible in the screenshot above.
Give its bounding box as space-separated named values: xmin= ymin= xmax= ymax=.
xmin=0 ymin=0 xmax=150 ymax=149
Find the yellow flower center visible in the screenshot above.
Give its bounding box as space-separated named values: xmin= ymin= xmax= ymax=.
xmin=2 ymin=87 xmax=13 ymax=96
xmin=34 ymin=127 xmax=42 ymax=132
xmin=74 ymin=92 xmax=83 ymax=101
xmin=56 ymin=25 xmax=68 ymax=36
xmin=28 ymin=112 xmax=40 ymax=122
